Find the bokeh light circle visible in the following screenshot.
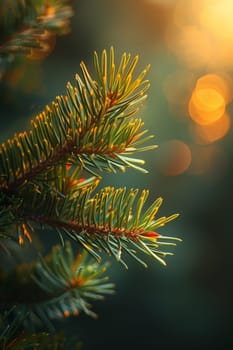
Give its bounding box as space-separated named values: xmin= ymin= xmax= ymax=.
xmin=158 ymin=140 xmax=192 ymax=176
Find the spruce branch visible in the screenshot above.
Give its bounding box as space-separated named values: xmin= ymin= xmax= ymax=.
xmin=0 ymin=307 xmax=70 ymax=350
xmin=0 ymin=47 xmax=155 ymax=191
xmin=0 ymin=0 xmax=73 ymax=64
xmin=0 ymin=48 xmax=181 ymax=266
xmin=0 ymin=163 xmax=180 ymax=266
xmin=0 ymin=242 xmax=114 ymax=330
xmin=31 ymin=187 xmax=180 ymax=267
xmin=0 ymin=0 xmax=184 ymax=347
xmin=12 ymin=169 xmax=179 ymax=267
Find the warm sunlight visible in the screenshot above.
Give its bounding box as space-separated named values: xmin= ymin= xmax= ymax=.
xmin=199 ymin=0 xmax=233 ymax=43
xmin=165 ymin=0 xmax=233 ymax=69
xmin=187 ymin=73 xmax=233 ymax=126
xmin=192 ymin=112 xmax=231 ymax=144
xmin=188 ymin=87 xmax=225 ymax=126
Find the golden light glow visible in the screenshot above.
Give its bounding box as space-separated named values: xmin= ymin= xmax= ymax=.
xmin=199 ymin=0 xmax=233 ymax=43
xmin=192 ymin=112 xmax=231 ymax=144
xmin=165 ymin=0 xmax=233 ymax=69
xmin=158 ymin=140 xmax=192 ymax=176
xmin=166 ymin=25 xmax=212 ymax=70
xmin=188 ymin=87 xmax=225 ymax=126
xmin=196 ymin=74 xmax=233 ymax=104
xmin=188 ymin=73 xmax=233 ymax=127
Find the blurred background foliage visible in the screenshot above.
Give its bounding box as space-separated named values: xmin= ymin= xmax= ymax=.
xmin=1 ymin=0 xmax=233 ymax=348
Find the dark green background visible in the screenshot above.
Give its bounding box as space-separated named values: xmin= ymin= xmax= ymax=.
xmin=1 ymin=1 xmax=233 ymax=349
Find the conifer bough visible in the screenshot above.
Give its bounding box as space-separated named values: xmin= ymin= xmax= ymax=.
xmin=0 ymin=47 xmax=181 ymax=267
xmin=0 ymin=0 xmax=73 ymax=61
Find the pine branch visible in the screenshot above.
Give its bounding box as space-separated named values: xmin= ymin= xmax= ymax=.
xmin=0 ymin=48 xmax=181 ymax=266
xmin=31 ymin=242 xmax=114 ymax=322
xmin=0 ymin=47 xmax=155 ymax=191
xmin=0 ymin=242 xmax=114 ymax=328
xmin=0 ymin=1 xmax=183 ymax=348
xmin=0 ymin=0 xmax=73 ymax=64
xmin=12 ymin=170 xmax=180 ymax=267
xmin=0 ymin=307 xmax=70 ymax=350
xmin=0 ymin=155 xmax=180 ymax=267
